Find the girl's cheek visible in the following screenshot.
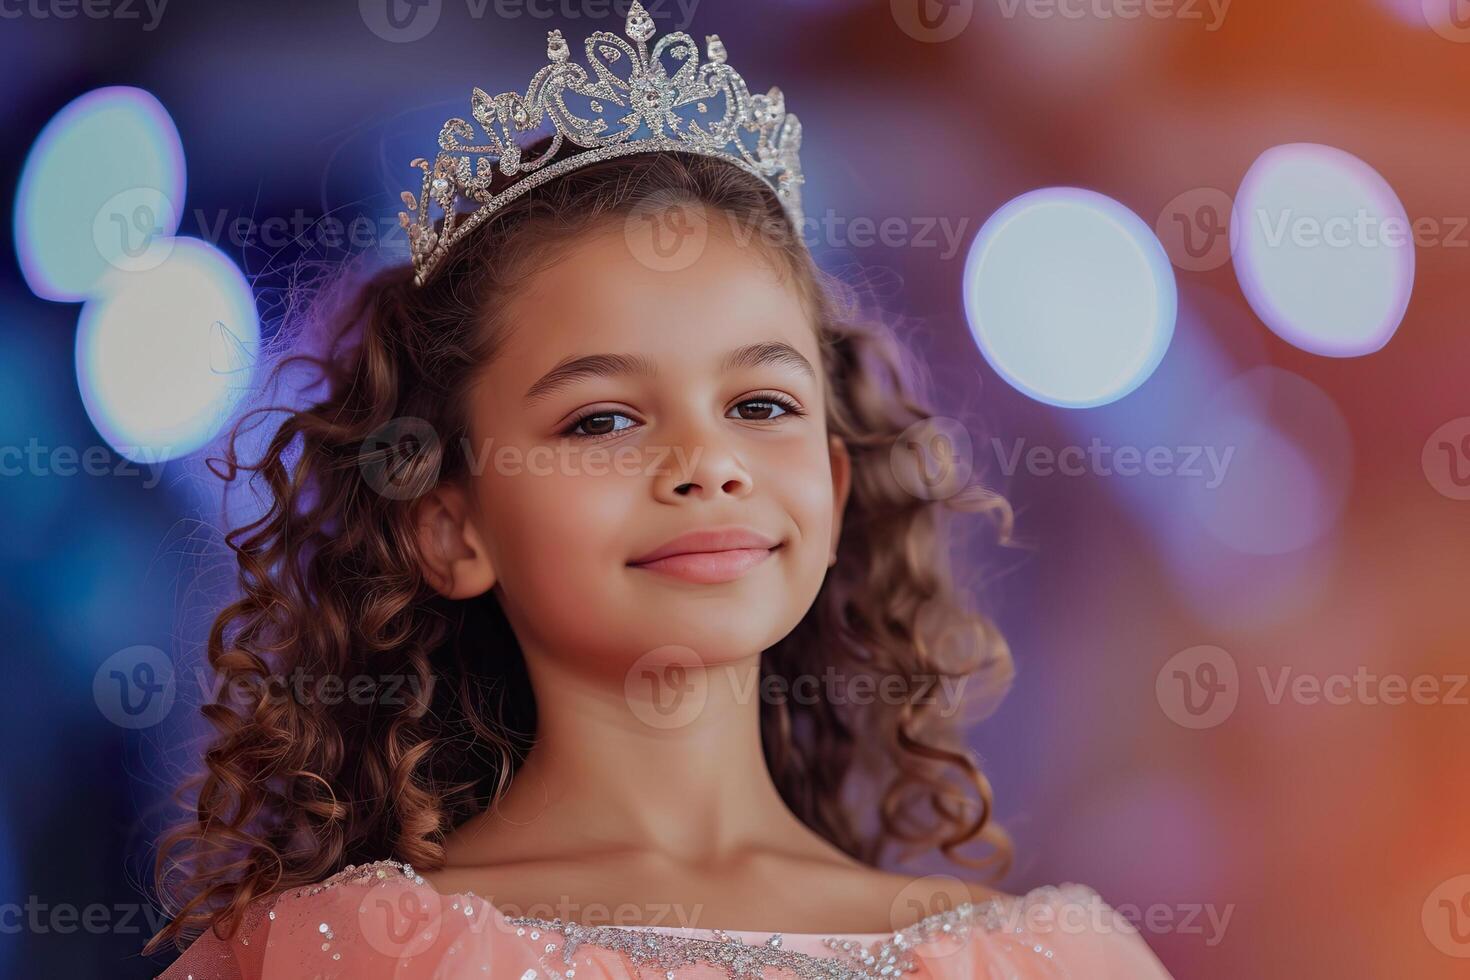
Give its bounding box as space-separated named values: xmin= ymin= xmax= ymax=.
xmin=777 ymin=436 xmax=836 ymax=501
xmin=507 ymin=464 xmax=632 ymax=543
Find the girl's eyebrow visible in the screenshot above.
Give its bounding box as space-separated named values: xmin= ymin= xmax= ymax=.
xmin=523 ymin=352 xmax=657 ymax=404
xmin=522 ymin=342 xmax=815 ymax=404
xmin=723 ymin=341 xmax=816 ymax=381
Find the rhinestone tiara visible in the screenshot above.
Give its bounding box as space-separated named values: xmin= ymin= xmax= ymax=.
xmin=397 ymin=1 xmax=806 ymax=286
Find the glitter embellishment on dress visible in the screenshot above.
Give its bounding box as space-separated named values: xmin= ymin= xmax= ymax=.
xmin=288 ymin=860 xmax=1100 ymax=980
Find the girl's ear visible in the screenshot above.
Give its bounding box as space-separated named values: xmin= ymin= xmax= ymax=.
xmin=828 ymin=433 xmax=852 ymax=567
xmin=411 ymin=483 xmax=497 ymax=599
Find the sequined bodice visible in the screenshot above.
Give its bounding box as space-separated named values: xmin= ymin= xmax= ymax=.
xmin=377 ymin=861 xmax=1066 ymax=980
xmin=157 ymin=859 xmax=1176 ymax=979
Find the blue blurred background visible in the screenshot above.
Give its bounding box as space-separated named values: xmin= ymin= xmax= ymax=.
xmin=4 ymin=0 xmax=1469 ymax=976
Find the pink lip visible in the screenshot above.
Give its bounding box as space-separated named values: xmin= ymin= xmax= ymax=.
xmin=628 ymin=526 xmax=782 ymax=584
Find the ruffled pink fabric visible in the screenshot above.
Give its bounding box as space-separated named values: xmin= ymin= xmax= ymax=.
xmin=157 ymin=861 xmax=1173 ymax=979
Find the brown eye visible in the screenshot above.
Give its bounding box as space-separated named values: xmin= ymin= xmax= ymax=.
xmin=733 ymin=400 xmax=782 ymax=421
xmin=566 ymin=412 xmax=637 ymax=440
xmin=728 ymin=394 xmax=804 ymax=422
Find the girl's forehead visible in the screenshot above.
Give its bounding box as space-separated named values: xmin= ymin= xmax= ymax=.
xmin=486 ymin=324 xmax=825 ymax=407
xmin=495 ymin=225 xmax=817 ymax=373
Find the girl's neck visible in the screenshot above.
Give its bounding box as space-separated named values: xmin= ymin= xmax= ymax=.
xmin=441 ymin=650 xmax=836 ymax=870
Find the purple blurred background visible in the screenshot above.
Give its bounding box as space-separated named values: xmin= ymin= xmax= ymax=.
xmin=4 ymin=0 xmax=1468 ymax=975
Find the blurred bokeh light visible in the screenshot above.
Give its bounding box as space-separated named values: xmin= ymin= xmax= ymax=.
xmin=14 ymin=87 xmax=185 ymax=303
xmin=1231 ymin=143 xmax=1414 ymax=357
xmin=963 ymin=187 xmax=1177 ymax=408
xmin=76 ymin=238 xmax=259 ymax=463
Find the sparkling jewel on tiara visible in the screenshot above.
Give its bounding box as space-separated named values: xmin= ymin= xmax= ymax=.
xmin=397 ymin=0 xmax=806 ymax=286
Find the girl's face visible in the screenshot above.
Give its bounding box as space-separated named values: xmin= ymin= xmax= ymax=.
xmin=423 ymin=220 xmax=850 ymax=677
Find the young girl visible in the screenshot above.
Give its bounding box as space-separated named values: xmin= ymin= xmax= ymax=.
xmin=148 ymin=6 xmax=1173 ymax=977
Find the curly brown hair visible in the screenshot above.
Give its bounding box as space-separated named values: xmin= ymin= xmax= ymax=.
xmin=146 ymin=144 xmax=1016 ymax=955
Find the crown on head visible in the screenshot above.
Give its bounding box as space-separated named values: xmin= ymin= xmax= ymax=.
xmin=397 ymin=1 xmax=806 ymax=286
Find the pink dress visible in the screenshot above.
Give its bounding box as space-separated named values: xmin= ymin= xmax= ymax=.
xmin=157 ymin=860 xmax=1174 ymax=979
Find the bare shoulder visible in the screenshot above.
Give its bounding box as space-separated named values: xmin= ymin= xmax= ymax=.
xmin=859 ymin=869 xmax=1016 ymax=928
xmin=960 ymin=877 xmax=1017 ymax=905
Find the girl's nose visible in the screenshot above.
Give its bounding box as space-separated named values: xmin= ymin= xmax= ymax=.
xmin=654 ymin=420 xmax=753 ymax=503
